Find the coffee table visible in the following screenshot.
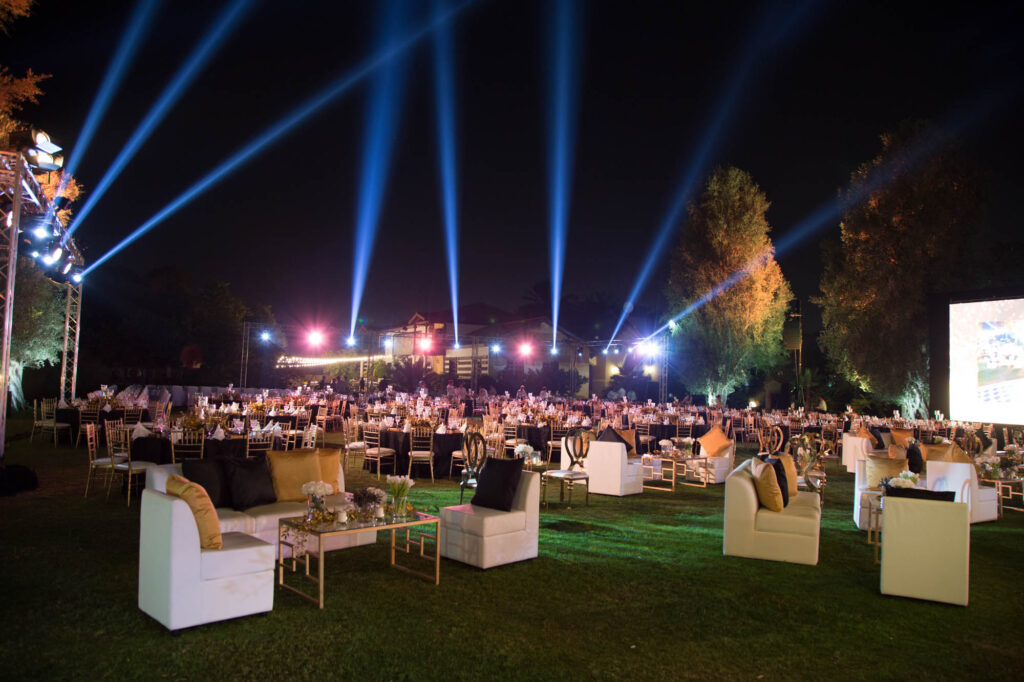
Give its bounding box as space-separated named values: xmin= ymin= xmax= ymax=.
xmin=278 ymin=512 xmax=440 ymax=609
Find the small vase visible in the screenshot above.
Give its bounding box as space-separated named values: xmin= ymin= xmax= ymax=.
xmin=392 ymin=495 xmax=407 ymax=522
xmin=306 ymin=494 xmax=326 ymax=522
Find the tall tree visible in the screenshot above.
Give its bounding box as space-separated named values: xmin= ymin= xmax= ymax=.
xmin=0 ymin=0 xmax=46 ymax=142
xmin=665 ymin=166 xmax=792 ymax=403
xmin=9 ymin=257 xmax=64 ymax=408
xmin=815 ymin=121 xmax=985 ymax=417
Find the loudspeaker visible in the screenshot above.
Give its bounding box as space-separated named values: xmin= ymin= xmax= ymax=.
xmin=782 ymin=318 xmax=802 ymax=351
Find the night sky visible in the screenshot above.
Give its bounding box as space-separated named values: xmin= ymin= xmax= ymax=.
xmin=2 ymin=0 xmax=1021 ymax=340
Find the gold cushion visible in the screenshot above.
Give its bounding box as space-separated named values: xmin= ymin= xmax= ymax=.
xmin=777 ymin=453 xmax=798 ymax=497
xmin=865 ymin=455 xmax=907 ymax=489
xmin=890 ymin=428 xmax=914 ymax=448
xmin=267 ymin=449 xmax=322 ymax=502
xmin=613 ymin=428 xmax=636 ymax=456
xmin=888 ymin=444 xmax=907 ymax=459
xmin=750 ymin=458 xmax=784 ymax=512
xmin=316 ymin=448 xmax=342 ymax=493
xmin=950 ymin=443 xmax=972 ymax=463
xmin=698 ymin=425 xmax=731 ymax=458
xmin=165 ymin=474 xmax=222 ymax=550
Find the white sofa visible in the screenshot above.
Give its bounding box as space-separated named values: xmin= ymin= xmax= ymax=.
xmin=559 ymin=439 xmax=642 ymax=496
xmin=880 ymin=496 xmax=970 ymax=606
xmin=695 ymin=441 xmax=736 ymax=484
xmin=440 ymin=470 xmax=539 ymax=569
xmin=139 ymin=489 xmax=275 ymax=631
xmin=927 ymin=460 xmax=999 ymax=524
xmin=723 ymin=459 xmax=821 ymax=566
xmin=842 ymin=432 xmax=889 ymax=473
xmin=145 ymin=463 xmax=376 ymax=555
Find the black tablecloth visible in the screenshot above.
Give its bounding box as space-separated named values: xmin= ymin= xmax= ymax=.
xmin=374 ymin=430 xmax=464 ymax=477
xmin=516 ymin=425 xmax=550 ymax=454
xmin=205 ymin=438 xmax=248 ymax=460
xmin=132 ymin=437 xmax=173 ymax=465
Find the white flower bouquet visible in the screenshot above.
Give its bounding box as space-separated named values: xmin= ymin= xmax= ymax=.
xmin=514 ymin=443 xmax=535 ymax=458
xmin=301 ymin=480 xmax=334 ymax=498
xmin=385 ymin=475 xmax=415 ymax=500
xmin=885 ymin=470 xmax=919 ymax=489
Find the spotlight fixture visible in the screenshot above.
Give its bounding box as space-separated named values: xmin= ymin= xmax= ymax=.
xmin=62 ymin=261 xmax=73 ymax=275
xmin=307 ymin=330 xmax=325 ymax=347
xmin=346 ymin=336 xmax=357 ymax=347
xmin=260 ymin=331 xmax=271 ymax=342
xmin=668 ymin=319 xmax=677 ymax=330
xmin=30 ymin=250 xmax=40 ymax=259
xmin=602 ymin=348 xmax=608 ymax=355
xmin=453 ymin=342 xmax=461 ymax=350
xmin=32 ymin=225 xmax=49 ymax=240
xmin=71 ymin=272 xmax=83 ymax=283
xmin=519 ymin=342 xmax=533 ymax=357
xmin=383 ymin=338 xmax=393 ymax=350
xmin=491 ymin=344 xmax=501 ymax=353
xmin=418 ymin=336 xmax=434 ymax=353
xmin=550 ymin=346 xmax=559 ymax=356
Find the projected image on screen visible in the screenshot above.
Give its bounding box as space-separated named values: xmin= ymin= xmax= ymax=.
xmin=950 ymin=298 xmax=1024 ymax=424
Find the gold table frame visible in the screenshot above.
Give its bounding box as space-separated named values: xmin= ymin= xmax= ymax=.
xmin=641 ymin=454 xmax=708 ymax=492
xmin=278 ymin=513 xmax=440 ymax=609
xmin=989 ymin=478 xmax=1024 ymax=516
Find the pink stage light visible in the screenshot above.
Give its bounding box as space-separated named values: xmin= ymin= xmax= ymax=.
xmin=307 ymin=330 xmax=325 ymax=346
xmin=519 ymin=342 xmax=533 ymax=357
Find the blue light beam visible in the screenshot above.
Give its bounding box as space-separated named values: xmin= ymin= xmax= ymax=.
xmin=350 ymin=1 xmax=411 ymax=340
xmin=49 ymin=0 xmax=158 ymax=220
xmin=646 ymin=91 xmax=1006 ymax=340
xmin=62 ymin=0 xmax=254 ymax=244
xmin=546 ymin=0 xmax=581 ymax=352
xmin=81 ymin=2 xmax=475 ymax=278
xmin=604 ymin=0 xmax=822 ymax=350
xmin=433 ymin=0 xmax=460 ymax=346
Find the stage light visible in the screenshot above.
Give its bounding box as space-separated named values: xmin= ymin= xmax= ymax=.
xmin=50 ymin=0 xmax=159 ymax=223
xmin=383 ymin=338 xmax=393 ymax=350
xmin=609 ymin=366 xmax=619 ymax=375
xmin=32 ymin=226 xmax=48 ymax=240
xmin=748 ymin=400 xmax=758 ymax=409
xmin=350 ymin=0 xmax=410 ymax=341
xmin=346 ymin=336 xmax=357 ymax=347
xmin=62 ymin=0 xmax=254 ymax=243
xmin=453 ymin=342 xmax=461 ymax=350
xmin=602 ymin=348 xmax=608 ymax=355
xmin=30 ymin=250 xmax=39 ymax=259
xmin=432 ymin=0 xmax=461 ymax=350
xmin=519 ymin=342 xmax=533 ymax=357
xmin=307 ymin=330 xmax=325 ymax=347
xmin=418 ymin=336 xmax=434 ymax=353
xmin=643 ymin=364 xmax=655 ymax=376
xmin=260 ymin=331 xmax=271 ymax=342
xmin=668 ymin=319 xmax=677 ymax=331
xmin=80 ymin=3 xmax=475 ymax=277
xmin=550 ymin=346 xmax=559 ymax=356
xmin=61 ymin=261 xmax=73 ymax=275
xmin=636 ymin=341 xmax=660 ymax=358
xmin=545 ymin=0 xmax=581 ymax=351
xmin=71 ymin=273 xmax=83 ymax=284
xmin=491 ymin=344 xmax=501 ymax=353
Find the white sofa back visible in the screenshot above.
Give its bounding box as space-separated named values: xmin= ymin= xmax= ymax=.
xmin=559 ymin=439 xmax=641 ymax=496
xmin=145 ymin=454 xmax=346 ymax=499
xmin=139 ymin=489 xmax=204 ymax=629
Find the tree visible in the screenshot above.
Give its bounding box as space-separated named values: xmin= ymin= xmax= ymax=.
xmin=815 ymin=121 xmax=985 ymax=417
xmin=8 ymin=257 xmax=64 ymax=408
xmin=665 ymin=166 xmax=792 ymax=403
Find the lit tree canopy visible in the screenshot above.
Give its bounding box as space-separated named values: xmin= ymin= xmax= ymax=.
xmin=665 ymin=166 xmax=792 ymax=403
xmin=815 ymin=121 xmax=985 ymax=417
xmin=9 ymin=257 xmax=65 ymax=409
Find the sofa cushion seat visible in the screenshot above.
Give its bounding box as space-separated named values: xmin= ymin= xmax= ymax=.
xmin=200 ymin=532 xmax=275 ymax=581
xmin=215 ymin=508 xmax=256 ymax=534
xmin=754 ymin=492 xmax=821 ymax=536
xmin=441 ymin=504 xmax=527 ymax=536
xmin=244 ymin=501 xmax=309 ymax=533
xmin=976 ymin=486 xmax=998 ymax=503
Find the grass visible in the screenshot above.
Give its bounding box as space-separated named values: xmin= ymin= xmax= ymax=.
xmin=2 ymin=416 xmax=1023 ymax=680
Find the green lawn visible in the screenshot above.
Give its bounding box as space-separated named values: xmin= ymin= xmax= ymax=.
xmin=2 ymin=417 xmax=1022 ymax=680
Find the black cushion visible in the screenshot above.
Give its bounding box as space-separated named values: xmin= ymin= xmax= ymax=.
xmin=222 ymin=457 xmax=276 ymax=510
xmin=757 ymin=454 xmax=789 ymax=507
xmin=181 ymin=459 xmax=232 ymax=509
xmin=905 ymin=442 xmax=924 ymax=474
xmin=597 ymin=427 xmax=630 ymax=450
xmin=471 ymin=457 xmax=524 ymax=512
xmin=884 ymin=485 xmax=955 ymax=502
xmin=976 ymin=429 xmax=992 ymax=451
xmin=869 ymin=427 xmax=886 ymax=450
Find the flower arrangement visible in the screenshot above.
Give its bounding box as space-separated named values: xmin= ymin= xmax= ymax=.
xmin=352 ymin=486 xmax=386 ymax=508
xmin=385 ymin=475 xmax=415 ymax=520
xmin=301 ymin=481 xmax=334 ymax=498
xmin=883 ymin=470 xmax=919 ymax=489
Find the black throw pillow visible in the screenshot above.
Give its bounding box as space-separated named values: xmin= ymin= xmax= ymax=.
xmin=869 ymin=427 xmax=886 ymax=450
xmin=182 ymin=459 xmax=232 ymax=509
xmin=471 ymin=457 xmax=524 ymax=512
xmin=597 ymin=427 xmax=630 ymax=450
xmin=757 ymin=454 xmax=789 ymax=507
xmin=884 ymin=486 xmax=955 ymax=502
xmin=976 ymin=429 xmax=992 ymax=451
xmin=222 ymin=457 xmax=276 ymax=510
xmin=905 ymin=442 xmax=924 ymax=474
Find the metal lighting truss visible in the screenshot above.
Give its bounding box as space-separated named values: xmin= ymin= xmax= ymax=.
xmin=0 ymin=151 xmax=83 ymax=460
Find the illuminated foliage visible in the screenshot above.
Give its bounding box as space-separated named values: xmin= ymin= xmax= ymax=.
xmin=9 ymin=258 xmax=65 ymax=409
xmin=665 ymin=167 xmax=792 ymax=403
xmin=815 ymin=121 xmax=985 ymax=417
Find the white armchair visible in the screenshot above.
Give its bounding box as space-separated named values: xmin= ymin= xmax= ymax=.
xmin=927 ymin=460 xmax=999 ymax=524
xmin=695 ymin=441 xmax=736 ymax=484
xmin=440 ymin=470 xmax=539 ymax=569
xmin=880 ymin=496 xmax=970 ymax=606
xmin=560 ymin=439 xmax=642 ymax=496
xmin=841 ymin=433 xmax=888 ymax=473
xmin=138 ymin=489 xmax=275 ymax=631
xmin=723 ymin=459 xmax=821 ymax=566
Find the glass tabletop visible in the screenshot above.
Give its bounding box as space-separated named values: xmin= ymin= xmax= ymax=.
xmin=280 ymin=512 xmax=437 ymax=535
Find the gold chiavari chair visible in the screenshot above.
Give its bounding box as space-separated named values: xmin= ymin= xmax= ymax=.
xmin=503 ymin=422 xmax=526 ymax=455
xmin=30 ymin=399 xmax=46 ymax=442
xmin=107 ymin=425 xmax=154 ymax=506
xmin=76 ymin=405 xmax=100 ymax=448
xmin=343 ymin=419 xmax=366 ymax=471
xmin=548 ymin=423 xmax=569 ymax=464
xmin=301 ymin=424 xmax=318 ymax=450
xmin=363 ymin=425 xmax=396 ymax=479
xmin=172 ymin=429 xmax=205 ymax=463
xmin=408 ymin=427 xmax=435 ymax=481
xmin=103 ymin=418 xmax=125 ymax=458
xmin=635 ymin=422 xmax=655 ymax=455
xmin=84 ymin=423 xmax=120 ymax=498
xmin=40 ymin=398 xmax=73 ymax=446
xmin=124 ymin=407 xmax=143 ymax=426
xmin=314 ymin=411 xmax=329 ymax=446
xmin=246 ymin=430 xmax=273 ymax=458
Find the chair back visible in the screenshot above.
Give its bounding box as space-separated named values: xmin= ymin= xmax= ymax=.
xmin=301 ymin=425 xmax=318 ymax=450
xmin=85 ymin=423 xmax=98 ymax=463
xmin=246 ymin=431 xmax=273 ymax=457
xmin=551 ymin=424 xmax=569 ymax=442
xmin=676 ymin=422 xmax=692 ymax=439
xmin=363 ymin=425 xmax=382 ymax=449
xmin=503 ymin=423 xmax=519 ymax=440
xmin=125 ymin=408 xmax=143 ymax=425
xmin=564 ymin=427 xmax=591 ymax=470
xmin=410 ymin=427 xmax=433 ymax=452
xmin=41 ymin=399 xmax=57 ymax=421
xmin=172 ymin=429 xmax=205 ymax=462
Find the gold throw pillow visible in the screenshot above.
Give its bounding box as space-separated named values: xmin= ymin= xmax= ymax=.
xmin=267 ymin=449 xmax=322 ymax=501
xmin=865 ymin=455 xmax=908 ymax=489
xmin=698 ymin=425 xmax=731 ymax=458
xmin=316 ymin=448 xmax=342 ymax=493
xmin=889 ymin=428 xmax=914 ymax=448
xmin=777 ymin=453 xmax=799 ymax=497
xmin=921 ymin=443 xmax=950 ymax=462
xmin=949 ymin=443 xmax=972 ymax=463
xmin=749 ymin=458 xmax=784 ymax=512
xmin=888 ymin=444 xmax=907 ymax=460
xmin=613 ymin=428 xmax=636 ymax=456
xmin=165 ymin=474 xmax=222 ymax=550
